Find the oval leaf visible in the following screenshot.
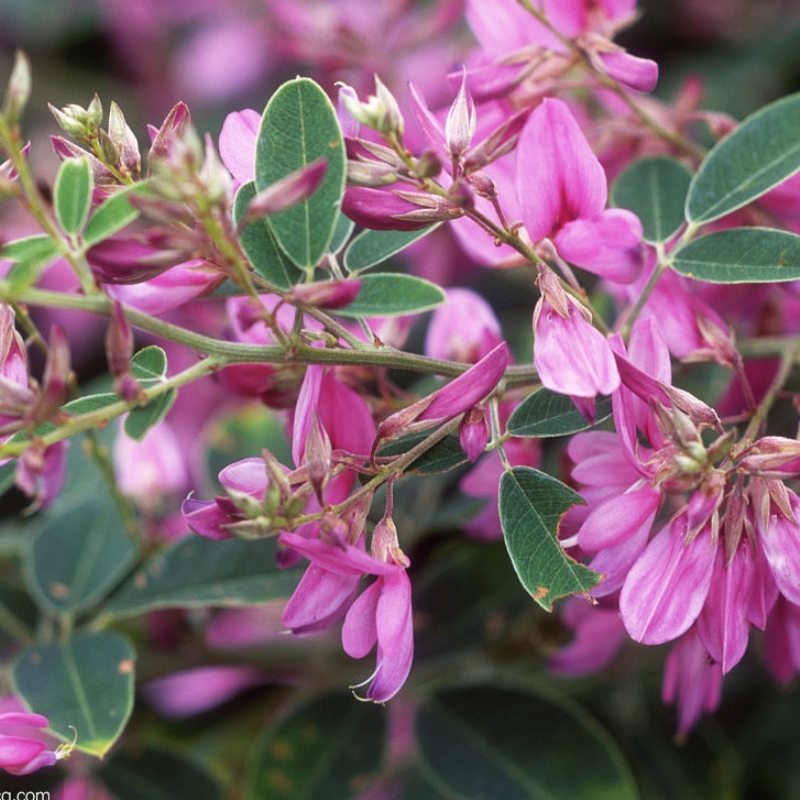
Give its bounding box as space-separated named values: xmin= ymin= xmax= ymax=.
xmin=507 ymin=388 xmax=612 ymax=438
xmin=99 ymin=746 xmax=224 ymax=800
xmin=83 ymin=184 xmax=144 ymax=246
xmin=234 ymin=181 xmax=301 ymax=289
xmin=416 ymin=684 xmax=638 ymax=800
xmin=256 ymin=78 xmax=346 ymax=268
xmin=247 ymin=691 xmax=385 ymax=800
xmin=331 ymin=273 xmax=444 ymax=317
xmin=344 ymin=225 xmax=439 ymax=273
xmin=131 ymin=345 xmax=168 ymax=380
xmin=26 ymin=493 xmax=138 ymax=617
xmin=105 ymin=535 xmax=298 ymax=618
xmin=12 ymin=631 xmax=135 ymax=757
xmin=612 ymin=156 xmax=692 ymax=244
xmin=671 ymin=227 xmax=800 ymax=283
xmin=124 ymin=387 xmax=178 ymax=441
xmin=686 ymin=92 xmax=800 ymax=224
xmin=499 ymin=467 xmax=598 ymax=611
xmin=54 ymin=156 xmax=93 ymax=234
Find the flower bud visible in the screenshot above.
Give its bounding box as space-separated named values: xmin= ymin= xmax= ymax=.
xmin=445 ymin=69 xmax=476 ymax=159
xmin=459 ymin=405 xmax=489 ymax=462
xmin=1 ymin=51 xmax=31 ymax=127
xmin=338 ymin=77 xmax=404 ymax=137
xmin=48 ymin=94 xmax=103 ymax=140
xmin=108 ymin=101 xmax=141 ymax=179
xmin=244 ymin=158 xmax=327 ymax=220
xmin=304 ymin=410 xmax=332 ymax=504
xmin=285 ymin=279 xmax=361 ymax=311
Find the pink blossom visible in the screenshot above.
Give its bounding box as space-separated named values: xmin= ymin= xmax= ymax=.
xmin=619 ymin=515 xmax=718 ymax=645
xmin=0 ymin=710 xmax=60 ymax=776
xmin=532 ymin=271 xmax=619 ymax=401
xmin=219 ymin=108 xmax=260 ymax=187
xmin=517 ymin=99 xmax=643 ymax=283
xmin=141 ymin=665 xmax=264 ymax=719
xmin=759 ymin=490 xmax=800 ymax=608
xmin=662 ymin=629 xmax=723 ymax=738
xmin=281 ymin=527 xmax=414 ymax=702
xmin=424 ymin=287 xmax=503 ymax=364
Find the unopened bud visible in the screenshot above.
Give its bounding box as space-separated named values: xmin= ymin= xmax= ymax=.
xmin=371 ymin=514 xmax=409 ymax=567
xmin=285 ymin=279 xmax=361 ymax=310
xmin=245 ymin=158 xmax=327 ymax=220
xmin=2 ymin=51 xmax=31 ymax=126
xmin=304 ymin=410 xmax=331 ymax=503
xmin=445 ymin=69 xmax=476 ymax=159
xmin=147 ymin=101 xmax=191 ymax=164
xmin=48 ymin=94 xmax=103 ymax=140
xmin=105 ymin=300 xmax=133 ymax=381
xmin=108 ymin=101 xmax=141 ymax=178
xmin=338 ymin=76 xmax=404 ymax=137
xmin=459 ymin=405 xmax=489 ymax=462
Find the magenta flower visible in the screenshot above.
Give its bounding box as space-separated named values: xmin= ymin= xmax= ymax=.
xmin=0 ymin=711 xmax=61 ymax=776
xmin=619 ymin=513 xmax=718 ymax=645
xmin=662 ymin=628 xmax=723 ymax=738
xmin=517 ymin=98 xmax=643 ymax=283
xmin=376 ymin=342 xmax=507 ymax=445
xmin=281 ymin=525 xmax=414 ymax=702
xmin=424 ymin=287 xmax=504 ymax=364
xmin=533 ymin=270 xmax=619 ymax=401
xmin=182 ymin=457 xmax=282 ymax=540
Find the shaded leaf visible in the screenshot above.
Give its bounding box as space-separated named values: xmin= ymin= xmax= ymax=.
xmin=417 ymin=683 xmax=638 ymax=800
xmin=686 ymin=92 xmax=800 ymax=224
xmin=247 ymin=691 xmax=385 ymax=800
xmin=499 ymin=467 xmax=599 ymax=611
xmin=612 ymin=156 xmax=692 ymax=244
xmin=124 ymin=388 xmax=177 ymax=440
xmin=12 ymin=631 xmax=135 ymax=757
xmin=331 ymin=273 xmax=444 ymax=317
xmin=234 ymin=180 xmax=300 ymax=289
xmin=54 ymin=155 xmax=93 ymax=234
xmin=99 ymin=746 xmax=224 ymax=800
xmin=105 ymin=535 xmax=298 ymax=618
xmin=671 ymin=227 xmax=800 ymax=283
xmin=26 ymin=492 xmax=138 ymax=616
xmin=377 ymin=432 xmax=468 ymax=475
xmin=507 ymin=388 xmax=612 ymax=438
xmin=344 ymin=225 xmax=439 ymax=273
xmin=83 ymin=184 xmax=144 ymax=246
xmin=256 ymin=78 xmax=346 ymax=268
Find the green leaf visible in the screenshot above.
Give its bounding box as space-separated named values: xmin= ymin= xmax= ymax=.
xmin=332 ymin=273 xmax=445 ymax=317
xmin=83 ymin=184 xmax=144 ymax=246
xmin=12 ymin=630 xmax=135 ymax=757
xmin=256 ymin=78 xmax=346 ymax=268
xmin=0 ymin=233 xmax=58 ymax=263
xmin=234 ymin=181 xmax=301 ymax=289
xmin=611 ymin=156 xmax=692 ymax=244
xmin=26 ymin=492 xmax=138 ymax=617
xmin=499 ymin=467 xmax=599 ymax=611
xmin=377 ymin=432 xmax=468 ymax=475
xmin=329 ymin=210 xmax=355 ymax=255
xmin=344 ymin=225 xmax=439 ymax=273
xmin=54 ymin=155 xmax=93 ymax=234
xmin=0 ymin=459 xmax=16 ymax=498
xmin=99 ymin=746 xmax=224 ymax=800
xmin=686 ymin=92 xmax=800 ymax=224
xmin=0 ymin=584 xmax=38 ymax=642
xmin=507 ymin=389 xmax=612 ymax=438
xmin=416 ymin=684 xmax=638 ymax=800
xmin=124 ymin=388 xmax=177 ymax=440
xmin=131 ymin=345 xmax=168 ymax=380
xmin=247 ymin=691 xmax=385 ymax=800
xmin=62 ymin=391 xmax=120 ymax=416
xmin=0 ymin=234 xmax=60 ymax=291
xmin=671 ymin=227 xmax=800 ymax=283
xmin=105 ymin=535 xmax=298 ymax=618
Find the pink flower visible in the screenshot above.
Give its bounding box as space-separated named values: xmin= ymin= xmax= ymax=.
xmin=619 ymin=513 xmax=718 ymax=645
xmin=424 ymin=287 xmax=503 ymax=364
xmin=0 ymin=710 xmax=60 ymax=776
xmin=281 ymin=524 xmax=414 ymax=702
xmin=517 ymin=98 xmax=643 ymax=283
xmin=662 ymin=629 xmax=723 ymax=738
xmin=532 ymin=270 xmax=619 ymax=401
